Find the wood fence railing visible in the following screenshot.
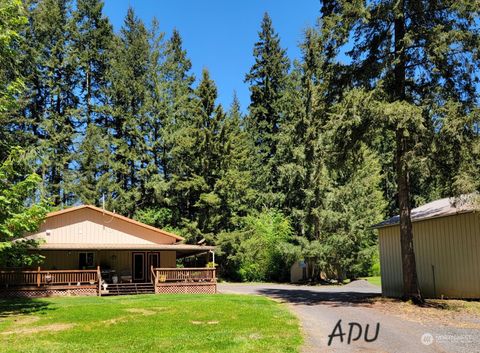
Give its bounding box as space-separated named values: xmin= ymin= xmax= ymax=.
xmin=0 ymin=267 xmax=101 ymax=288
xmin=154 ymin=268 xmax=216 ymax=283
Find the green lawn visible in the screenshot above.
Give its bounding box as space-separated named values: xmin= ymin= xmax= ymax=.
xmin=361 ymin=276 xmax=382 ymax=286
xmin=0 ymin=294 xmax=302 ymax=353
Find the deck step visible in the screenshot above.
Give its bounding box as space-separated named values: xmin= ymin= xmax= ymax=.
xmin=101 ymin=282 xmax=155 ymax=296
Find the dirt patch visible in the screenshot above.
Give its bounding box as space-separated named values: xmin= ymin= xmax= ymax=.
xmin=102 ymin=316 xmax=129 ymax=325
xmin=1 ymin=323 xmax=74 ymax=335
xmin=371 ymin=298 xmax=480 ymax=329
xmin=125 ymin=308 xmax=156 ymax=316
xmin=13 ymin=316 xmax=40 ymax=325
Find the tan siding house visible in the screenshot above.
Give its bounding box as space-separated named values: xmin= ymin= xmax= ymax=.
xmin=375 ymin=196 xmax=480 ymax=299
xmin=0 ymin=205 xmax=216 ymax=297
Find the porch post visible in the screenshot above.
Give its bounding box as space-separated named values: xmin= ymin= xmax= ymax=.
xmin=37 ymin=266 xmax=41 ymax=287
xmin=97 ymin=266 xmax=101 ymax=296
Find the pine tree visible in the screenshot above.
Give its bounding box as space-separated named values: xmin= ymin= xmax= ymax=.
xmin=72 ymin=0 xmax=113 ymax=205
xmin=321 ymin=0 xmax=480 ymax=301
xmin=245 ymin=13 xmax=290 ymax=206
xmin=18 ymin=0 xmax=78 ymax=206
xmin=214 ymin=93 xmax=255 ymax=230
xmin=167 ymin=69 xmax=222 ymax=241
xmin=103 ymin=7 xmax=151 ymax=215
xmin=319 ymin=146 xmax=386 ymax=281
xmin=144 ymin=29 xmax=196 ymax=227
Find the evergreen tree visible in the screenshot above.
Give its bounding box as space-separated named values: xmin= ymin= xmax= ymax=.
xmin=72 ymin=0 xmax=113 ymax=205
xmin=319 ymin=146 xmax=386 ymax=281
xmin=321 ymin=0 xmax=480 ymax=300
xmin=18 ymin=0 xmax=78 ymax=206
xmin=276 ymin=28 xmax=334 ymax=240
xmin=103 ymin=7 xmax=150 ymax=215
xmin=144 ymin=29 xmax=197 ymax=227
xmin=167 ymin=69 xmax=225 ymax=242
xmin=245 ymin=13 xmax=290 ymax=206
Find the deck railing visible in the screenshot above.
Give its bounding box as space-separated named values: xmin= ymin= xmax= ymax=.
xmin=0 ymin=267 xmax=100 ymax=288
xmin=154 ymin=268 xmax=216 ymax=283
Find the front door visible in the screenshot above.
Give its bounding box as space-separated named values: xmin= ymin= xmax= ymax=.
xmin=132 ymin=252 xmax=145 ymax=282
xmin=147 ymin=252 xmax=160 ymax=281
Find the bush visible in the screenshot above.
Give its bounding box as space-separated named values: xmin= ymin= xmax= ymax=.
xmin=369 ymin=251 xmax=381 ymax=276
xmin=217 ymin=209 xmax=296 ymax=282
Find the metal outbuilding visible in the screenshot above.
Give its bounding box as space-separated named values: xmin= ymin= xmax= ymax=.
xmin=374 ymin=195 xmax=480 ymax=299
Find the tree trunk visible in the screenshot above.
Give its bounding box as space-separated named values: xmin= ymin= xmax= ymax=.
xmin=396 ymin=130 xmax=421 ymax=302
xmin=394 ymin=1 xmax=422 ymax=302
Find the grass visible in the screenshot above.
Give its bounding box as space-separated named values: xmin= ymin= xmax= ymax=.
xmin=426 ymin=299 xmax=480 ymax=315
xmin=0 ymin=294 xmax=302 ymax=353
xmin=361 ymin=276 xmax=382 ymax=286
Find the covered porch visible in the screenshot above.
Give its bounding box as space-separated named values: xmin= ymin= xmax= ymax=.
xmin=0 ymin=244 xmax=216 ymax=297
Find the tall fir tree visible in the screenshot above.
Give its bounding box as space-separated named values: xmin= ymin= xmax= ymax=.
xmin=321 ymin=0 xmax=480 ymax=300
xmin=143 ymin=29 xmax=197 ymax=228
xmin=245 ymin=12 xmax=290 ymax=207
xmin=72 ymin=0 xmax=113 ymax=205
xmin=18 ymin=0 xmax=78 ymax=206
xmin=103 ymin=7 xmax=150 ymax=215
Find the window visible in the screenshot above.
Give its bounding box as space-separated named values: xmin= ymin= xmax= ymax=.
xmin=79 ymin=252 xmax=95 ymax=269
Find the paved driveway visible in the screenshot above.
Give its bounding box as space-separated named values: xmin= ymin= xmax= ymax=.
xmin=218 ymin=282 xmax=480 ymax=353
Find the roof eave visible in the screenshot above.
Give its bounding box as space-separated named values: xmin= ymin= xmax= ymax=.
xmin=373 ymin=209 xmax=477 ymax=230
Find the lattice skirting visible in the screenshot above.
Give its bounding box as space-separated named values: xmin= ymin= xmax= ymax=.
xmin=0 ymin=287 xmax=97 ymax=298
xmin=156 ymin=283 xmax=216 ymax=294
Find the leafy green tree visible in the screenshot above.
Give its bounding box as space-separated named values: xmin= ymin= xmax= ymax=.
xmin=0 ymin=0 xmax=27 ymax=113
xmin=0 ymin=147 xmax=49 ymax=267
xmin=217 ymin=210 xmax=294 ymax=282
xmin=0 ymin=0 xmax=27 ymax=159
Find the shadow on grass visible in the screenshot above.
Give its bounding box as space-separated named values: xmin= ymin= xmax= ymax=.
xmin=0 ymin=298 xmax=54 ymax=317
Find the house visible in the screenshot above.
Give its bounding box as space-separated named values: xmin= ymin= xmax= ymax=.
xmin=0 ymin=205 xmax=216 ymax=297
xmin=374 ymin=195 xmax=480 ymax=299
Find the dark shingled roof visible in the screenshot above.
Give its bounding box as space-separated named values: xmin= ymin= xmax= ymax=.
xmin=373 ymin=194 xmax=479 ymax=229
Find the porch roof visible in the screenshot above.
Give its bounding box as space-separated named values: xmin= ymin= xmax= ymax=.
xmin=38 ymin=243 xmax=214 ymax=256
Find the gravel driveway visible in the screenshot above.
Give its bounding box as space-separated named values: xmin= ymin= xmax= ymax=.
xmin=218 ymin=282 xmax=480 ymax=353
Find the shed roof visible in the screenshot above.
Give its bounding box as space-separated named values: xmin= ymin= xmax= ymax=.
xmin=373 ymin=194 xmax=478 ymax=229
xmin=46 ymin=205 xmax=184 ymax=241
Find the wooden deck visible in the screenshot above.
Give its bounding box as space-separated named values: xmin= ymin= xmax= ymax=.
xmin=0 ymin=267 xmax=216 ymax=297
xmin=152 ymin=267 xmax=217 ymax=294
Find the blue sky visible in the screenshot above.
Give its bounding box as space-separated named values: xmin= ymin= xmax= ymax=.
xmin=103 ymin=0 xmax=320 ymax=112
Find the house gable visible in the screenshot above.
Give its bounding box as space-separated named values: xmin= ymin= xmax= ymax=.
xmin=29 ymin=205 xmax=183 ymax=247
